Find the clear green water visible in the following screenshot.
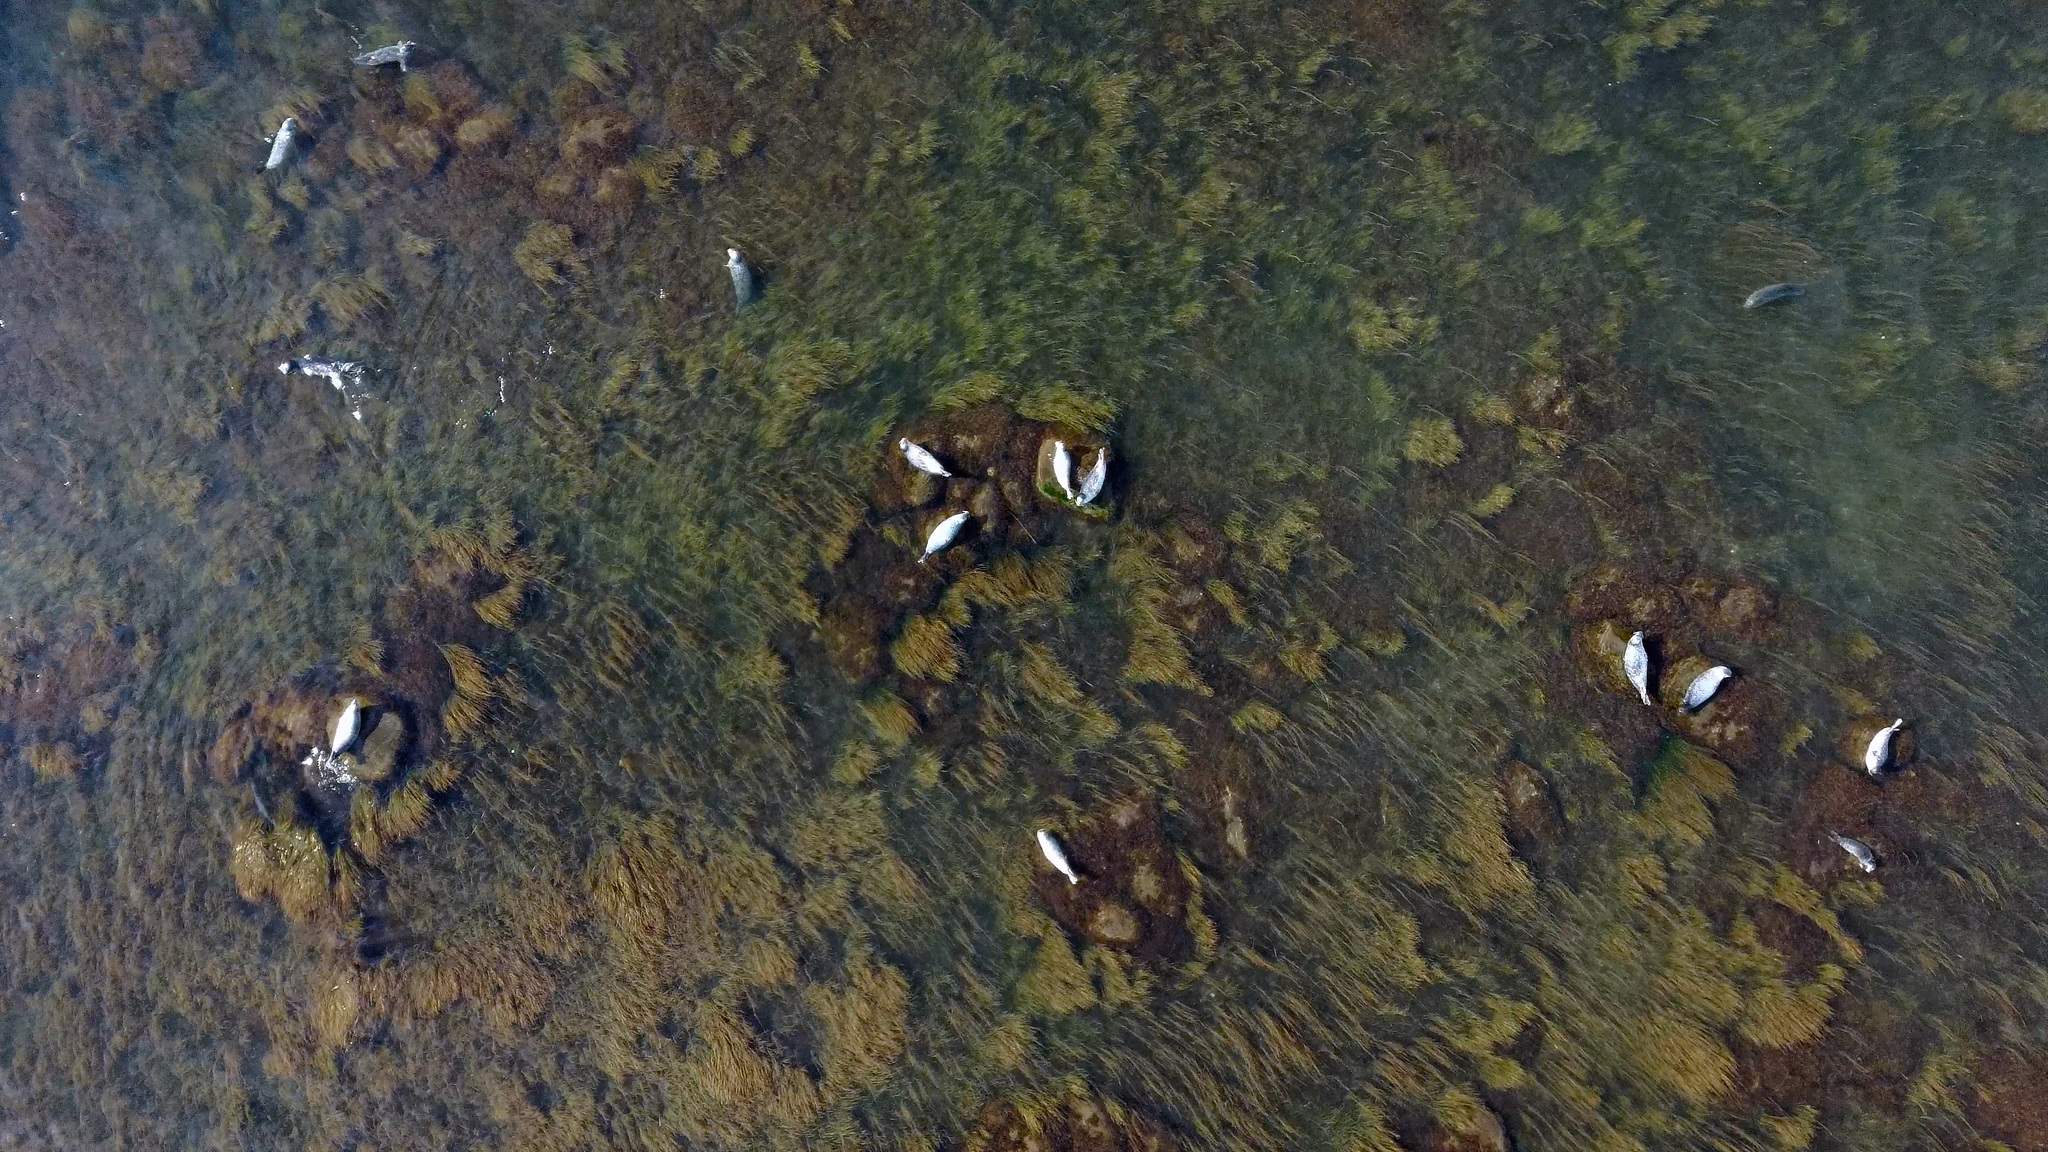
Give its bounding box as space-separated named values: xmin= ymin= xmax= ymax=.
xmin=4 ymin=1 xmax=2048 ymax=1149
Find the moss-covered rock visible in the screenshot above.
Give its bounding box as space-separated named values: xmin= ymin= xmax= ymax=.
xmin=357 ymin=712 xmax=406 ymax=783
xmin=1035 ymin=434 xmax=1112 ymax=516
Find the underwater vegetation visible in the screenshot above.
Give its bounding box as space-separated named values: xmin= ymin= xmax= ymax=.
xmin=7 ymin=0 xmax=2048 ymax=1150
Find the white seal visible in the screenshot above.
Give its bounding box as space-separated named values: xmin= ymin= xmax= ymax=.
xmin=1076 ymin=448 xmax=1107 ymax=505
xmin=352 ymin=41 xmax=416 ymax=72
xmin=330 ymin=697 xmax=361 ymax=752
xmin=899 ymin=438 xmax=951 ymax=477
xmin=1829 ymin=832 xmax=1878 ymax=873
xmin=264 ymin=117 xmax=299 ymax=171
xmin=919 ymin=511 xmax=969 ymax=564
xmin=1036 ymin=829 xmax=1080 ymax=885
xmin=1863 ymin=718 xmax=1904 ymax=776
xmin=1623 ymin=631 xmax=1652 ymax=706
xmin=1681 ymin=665 xmax=1732 ymax=712
xmin=726 ymin=248 xmax=757 ymax=309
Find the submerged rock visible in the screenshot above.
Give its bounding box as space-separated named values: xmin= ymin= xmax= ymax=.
xmin=873 ymin=406 xmax=1098 ymax=549
xmin=26 ymin=742 xmax=84 ymax=781
xmin=1086 ymin=902 xmax=1142 ymax=946
xmin=209 ymin=715 xmax=258 ymax=783
xmin=357 ymin=712 xmax=405 ymax=783
xmin=902 ymin=469 xmax=941 ymax=508
xmin=1501 ymin=759 xmax=1561 ymax=848
xmin=1220 ymin=785 xmax=1250 ymax=858
xmin=1714 ymin=579 xmax=1777 ymax=636
xmin=1419 ymin=1106 xmax=1511 ymax=1152
xmin=1565 ymin=562 xmax=1682 ymax=629
xmin=1965 ymin=1053 xmax=2048 ymax=1152
xmin=968 ymin=479 xmax=1003 ymax=526
xmin=1668 ymin=660 xmax=1765 ymax=761
xmin=966 ymin=1093 xmax=1176 ymax=1152
xmin=818 ymin=599 xmax=889 ymax=683
xmin=1036 ymin=797 xmax=1199 ymax=964
xmin=250 ymin=687 xmax=350 ymax=752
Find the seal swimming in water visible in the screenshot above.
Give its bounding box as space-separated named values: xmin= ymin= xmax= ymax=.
xmin=330 ymin=697 xmax=361 ymax=754
xmin=352 ymin=41 xmax=416 ymax=72
xmin=301 ymin=746 xmax=357 ymax=790
xmin=1743 ymin=282 xmax=1804 ymax=309
xmin=264 ymin=116 xmax=299 ymax=172
xmin=279 ymin=357 xmax=362 ymax=390
xmin=279 ymin=358 xmax=367 ymax=421
xmin=1828 ymin=832 xmax=1878 ymax=873
xmin=726 ymin=248 xmax=758 ymax=310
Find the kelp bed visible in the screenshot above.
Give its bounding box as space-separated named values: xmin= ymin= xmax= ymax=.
xmin=4 ymin=0 xmax=2048 ymax=1149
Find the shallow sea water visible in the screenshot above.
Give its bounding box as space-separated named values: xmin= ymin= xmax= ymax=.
xmin=4 ymin=1 xmax=2048 ymax=1150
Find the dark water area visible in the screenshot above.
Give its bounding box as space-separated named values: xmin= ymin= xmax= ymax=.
xmin=4 ymin=1 xmax=2048 ymax=1149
